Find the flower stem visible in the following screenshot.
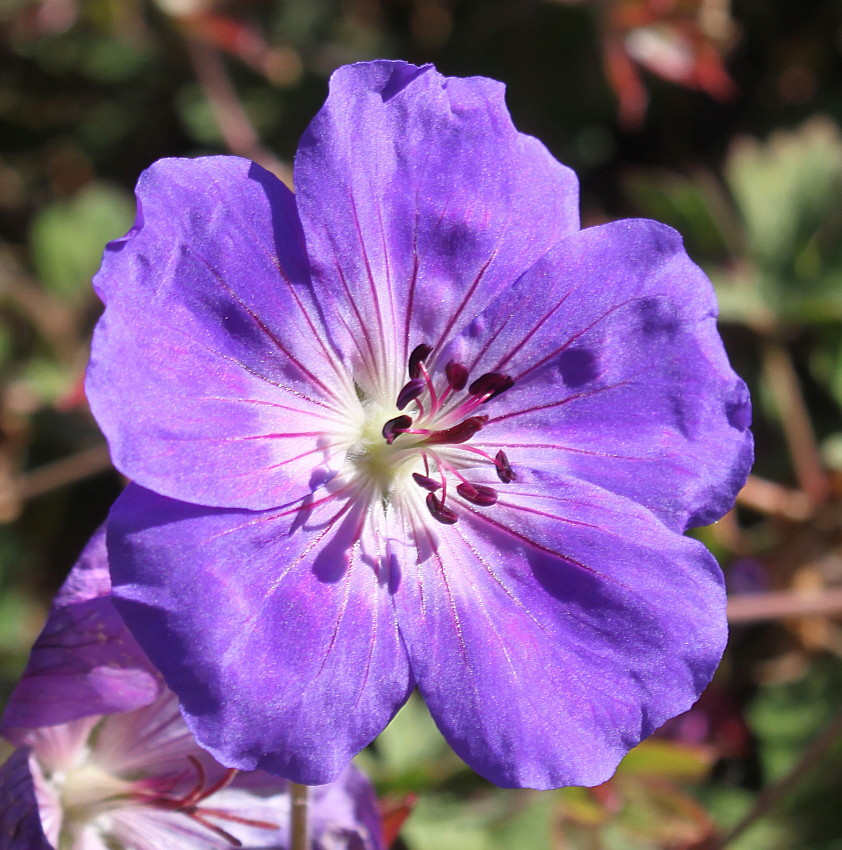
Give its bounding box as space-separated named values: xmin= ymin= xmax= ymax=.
xmin=290 ymin=782 xmax=310 ymax=850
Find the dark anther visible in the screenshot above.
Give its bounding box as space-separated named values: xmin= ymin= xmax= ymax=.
xmin=408 ymin=343 xmax=433 ymax=379
xmin=412 ymin=472 xmax=441 ymax=491
xmin=382 ymin=415 xmax=413 ymax=445
xmin=396 ymin=378 xmax=425 ymax=410
xmin=456 ymin=482 xmax=498 ymax=507
xmin=468 ymin=372 xmax=514 ymax=402
xmin=424 ymin=415 xmax=488 ymax=445
xmin=445 ymin=360 xmax=469 ymax=391
xmin=426 ymin=492 xmax=458 ymax=525
xmin=494 ymin=449 xmax=516 ymax=483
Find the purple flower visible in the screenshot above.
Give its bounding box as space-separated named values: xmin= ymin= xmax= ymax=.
xmin=86 ymin=60 xmax=752 ymax=790
xmin=0 ymin=530 xmax=384 ymax=850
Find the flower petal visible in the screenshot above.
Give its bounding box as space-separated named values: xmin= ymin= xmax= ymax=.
xmin=442 ymin=218 xmax=752 ymax=531
xmin=294 ymin=60 xmax=580 ymax=392
xmin=107 ymin=484 xmax=413 ymax=784
xmin=0 ymin=747 xmax=54 ymax=849
xmin=0 ymin=529 xmax=159 ymax=737
xmin=87 ymin=156 xmax=351 ymax=511
xmin=311 ymin=765 xmax=385 ymax=850
xmin=390 ymin=474 xmax=726 ymax=789
xmin=105 ymin=799 xmax=280 ymax=850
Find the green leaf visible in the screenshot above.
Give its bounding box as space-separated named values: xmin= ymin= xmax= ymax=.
xmin=29 ymin=182 xmax=134 ymax=303
xmin=616 ymin=739 xmax=714 ymax=781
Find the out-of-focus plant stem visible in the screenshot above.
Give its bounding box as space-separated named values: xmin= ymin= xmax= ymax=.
xmin=184 ymin=35 xmax=293 ymax=188
xmin=0 ymin=249 xmax=79 ymax=364
xmin=736 ymin=475 xmax=813 ymax=521
xmin=728 ymin=587 xmax=842 ymax=622
xmin=762 ymin=338 xmax=829 ymax=504
xmin=290 ymin=781 xmax=309 ymax=850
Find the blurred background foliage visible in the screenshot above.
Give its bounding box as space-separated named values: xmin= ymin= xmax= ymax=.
xmin=2 ymin=0 xmax=842 ymax=847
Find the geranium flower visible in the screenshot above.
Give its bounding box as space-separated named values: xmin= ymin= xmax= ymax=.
xmin=86 ymin=60 xmax=752 ymax=790
xmin=0 ymin=530 xmax=384 ymax=849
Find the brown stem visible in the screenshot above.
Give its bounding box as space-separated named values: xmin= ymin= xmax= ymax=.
xmin=736 ymin=475 xmax=812 ymax=522
xmin=184 ymin=36 xmax=293 ymax=187
xmin=0 ymin=248 xmax=81 ymax=364
xmin=15 ymin=444 xmax=113 ymax=501
xmin=762 ymin=340 xmax=828 ymax=504
xmin=290 ymin=782 xmax=309 ymax=850
xmin=728 ymin=587 xmax=842 ymax=623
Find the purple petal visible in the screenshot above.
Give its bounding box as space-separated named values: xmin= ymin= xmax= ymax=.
xmin=311 ymin=765 xmax=385 ymax=850
xmin=0 ymin=747 xmax=54 ymax=850
xmin=1 ymin=529 xmax=159 ymax=737
xmin=107 ymin=483 xmax=413 ymax=784
xmin=294 ymin=61 xmax=580 ymax=390
xmin=86 ymin=156 xmax=351 ymax=511
xmin=442 ymin=219 xmax=752 ymax=531
xmin=391 ymin=475 xmax=726 ymax=789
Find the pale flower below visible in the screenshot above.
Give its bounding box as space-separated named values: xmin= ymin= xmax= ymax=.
xmin=0 ymin=529 xmax=384 ymax=850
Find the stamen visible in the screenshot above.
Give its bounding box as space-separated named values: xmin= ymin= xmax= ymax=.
xmin=190 ymin=807 xmax=279 ymax=834
xmin=412 ymin=472 xmax=441 ymax=491
xmin=468 ymin=372 xmax=515 ymax=402
xmin=494 ymin=449 xmax=516 ymax=483
xmin=456 ymin=482 xmax=499 ymax=506
xmin=382 ymin=415 xmax=413 ymax=444
xmin=424 ymin=415 xmax=488 ymax=445
xmin=417 ymin=361 xmax=439 ymax=412
xmin=445 ymin=360 xmax=469 ymax=391
xmin=186 ymin=813 xmax=244 ymax=847
xmin=396 ymin=378 xmax=425 ymax=410
xmin=408 ymin=343 xmax=433 ymax=379
xmin=426 ymin=492 xmax=458 ymax=524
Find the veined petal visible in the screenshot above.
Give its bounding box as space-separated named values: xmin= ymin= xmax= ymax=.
xmin=391 ymin=474 xmax=726 ymax=789
xmin=0 ymin=748 xmax=54 ymax=850
xmin=442 ymin=219 xmax=752 ymax=531
xmin=87 ymin=156 xmax=352 ymax=512
xmin=104 ymin=797 xmax=281 ymax=850
xmin=295 ymin=61 xmax=580 ymax=394
xmin=0 ymin=529 xmax=159 ymax=737
xmin=108 ymin=484 xmax=413 ymax=784
xmin=104 ymin=766 xmax=383 ymax=850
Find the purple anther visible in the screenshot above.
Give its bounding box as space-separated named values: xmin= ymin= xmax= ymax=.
xmin=426 ymin=492 xmax=458 ymax=525
xmin=412 ymin=472 xmax=441 ymax=491
xmin=445 ymin=360 xmax=469 ymax=392
xmin=456 ymin=482 xmax=498 ymax=507
xmin=408 ymin=343 xmax=433 ymax=379
xmin=396 ymin=378 xmax=426 ymax=410
xmin=468 ymin=372 xmax=515 ymax=401
xmin=424 ymin=415 xmax=489 ymax=445
xmin=494 ymin=449 xmax=516 ymax=483
xmin=382 ymin=414 xmax=413 ymax=445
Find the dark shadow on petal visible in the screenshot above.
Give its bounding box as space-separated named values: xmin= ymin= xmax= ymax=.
xmin=384 ymin=549 xmax=401 ymax=593
xmin=246 ymin=162 xmax=311 ymax=286
xmin=288 ymin=493 xmax=315 ymax=535
xmin=726 ymin=381 xmax=752 ymax=431
xmin=111 ymin=595 xmax=221 ymax=719
xmin=557 ymin=348 xmax=598 ymax=388
xmin=638 ymin=296 xmax=681 ymax=339
xmin=311 ymin=503 xmax=367 ymax=584
xmin=380 ymin=62 xmax=430 ymax=102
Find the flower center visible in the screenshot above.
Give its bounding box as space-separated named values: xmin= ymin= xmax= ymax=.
xmin=31 ymin=717 xmax=277 ymax=849
xmin=350 ymin=343 xmax=517 ymax=525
